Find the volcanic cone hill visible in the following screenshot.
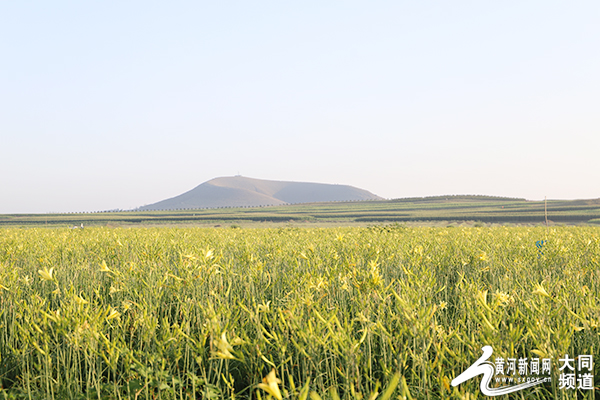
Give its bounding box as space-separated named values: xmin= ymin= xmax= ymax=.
xmin=138 ymin=176 xmax=383 ymax=210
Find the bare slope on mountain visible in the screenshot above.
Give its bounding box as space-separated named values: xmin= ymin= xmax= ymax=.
xmin=138 ymin=176 xmax=382 ymax=210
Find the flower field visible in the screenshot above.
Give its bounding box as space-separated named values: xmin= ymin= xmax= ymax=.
xmin=0 ymin=226 xmax=598 ymax=399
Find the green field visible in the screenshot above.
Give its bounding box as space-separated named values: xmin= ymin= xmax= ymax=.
xmin=2 ymin=196 xmax=600 ymax=228
xmin=0 ymin=226 xmax=598 ymax=399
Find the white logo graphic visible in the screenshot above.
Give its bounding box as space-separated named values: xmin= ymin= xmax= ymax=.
xmin=451 ymin=346 xmax=545 ymax=396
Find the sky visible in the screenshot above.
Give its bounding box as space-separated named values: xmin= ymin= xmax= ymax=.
xmin=1 ymin=1 xmax=599 ymax=213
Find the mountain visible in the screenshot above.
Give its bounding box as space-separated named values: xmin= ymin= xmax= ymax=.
xmin=138 ymin=176 xmax=383 ymax=210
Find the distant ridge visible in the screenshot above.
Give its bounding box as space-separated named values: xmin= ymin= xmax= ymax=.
xmin=138 ymin=176 xmax=383 ymax=210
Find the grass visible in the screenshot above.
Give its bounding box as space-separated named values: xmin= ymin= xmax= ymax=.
xmin=2 ymin=196 xmax=600 ymax=228
xmin=0 ymin=226 xmax=598 ymax=399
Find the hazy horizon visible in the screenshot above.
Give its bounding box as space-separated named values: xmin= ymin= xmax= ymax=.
xmin=3 ymin=174 xmax=595 ymax=214
xmin=2 ymin=2 xmax=599 ymax=213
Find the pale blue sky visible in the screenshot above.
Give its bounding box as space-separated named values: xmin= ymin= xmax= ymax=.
xmin=1 ymin=2 xmax=599 ymax=213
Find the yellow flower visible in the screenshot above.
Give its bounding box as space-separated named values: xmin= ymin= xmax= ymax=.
xmin=99 ymin=261 xmax=112 ymax=273
xmin=257 ymin=301 xmax=271 ymax=312
xmin=122 ymin=300 xmax=134 ymax=311
xmin=533 ymin=283 xmax=551 ymax=298
xmin=442 ymin=376 xmax=451 ymax=392
xmin=106 ymin=307 xmax=121 ymax=321
xmin=74 ymin=294 xmax=89 ymax=306
xmin=214 ymin=332 xmax=237 ymax=360
xmin=493 ymin=291 xmax=511 ymax=307
xmin=257 ymin=369 xmax=282 ymax=400
xmin=38 ymin=267 xmax=54 ymax=281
